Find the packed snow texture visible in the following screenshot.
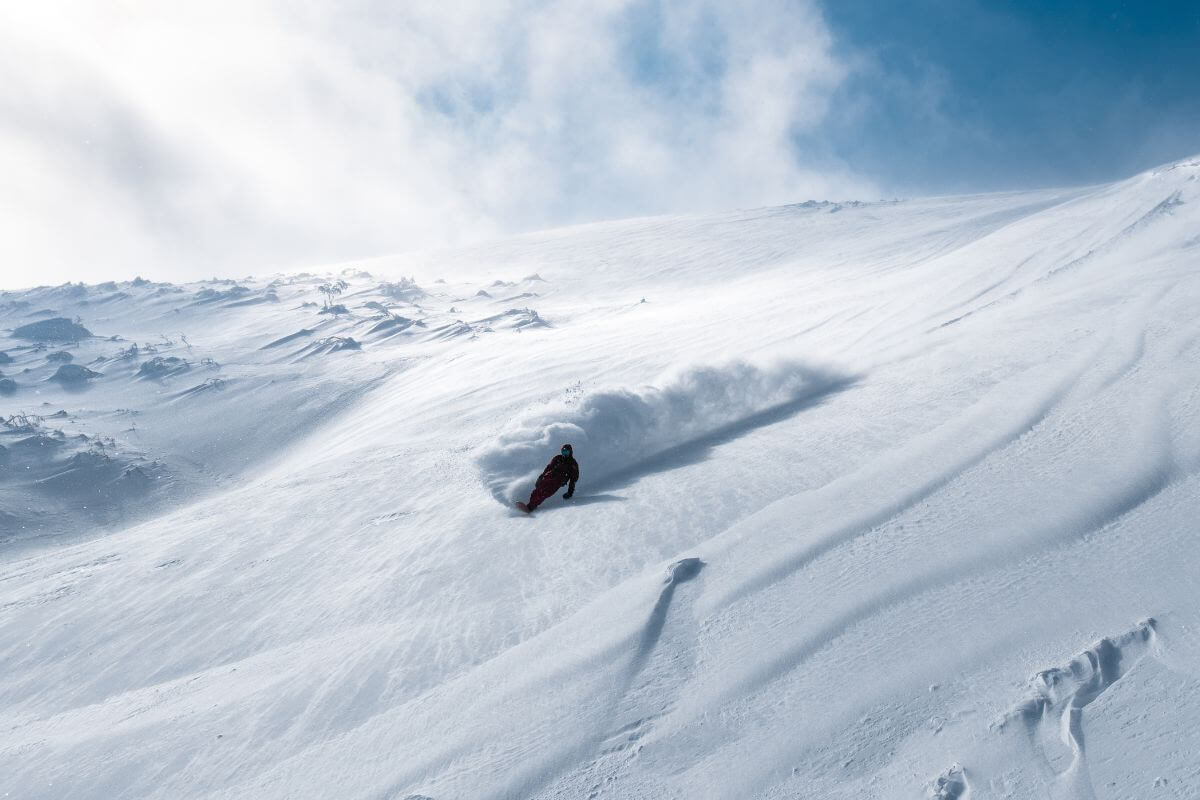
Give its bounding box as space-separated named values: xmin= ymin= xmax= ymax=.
xmin=3 ymin=157 xmax=1200 ymax=799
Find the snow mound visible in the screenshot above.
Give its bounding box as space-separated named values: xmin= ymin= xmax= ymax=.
xmin=978 ymin=619 xmax=1162 ymax=797
xmin=137 ymin=356 xmax=191 ymax=379
xmin=34 ymin=451 xmax=156 ymax=501
xmin=473 ymin=308 xmax=549 ymax=331
xmin=999 ymin=619 xmax=1158 ymax=735
xmin=191 ymin=286 xmax=251 ymax=304
xmin=930 ymin=764 xmax=968 ymax=799
xmin=226 ymin=289 xmax=279 ymax=306
xmin=377 ymin=278 xmax=424 ymax=301
xmin=297 ymin=336 xmax=361 ymax=357
xmin=476 ymin=359 xmax=851 ymax=503
xmin=176 ymin=377 xmax=227 ymax=398
xmin=497 ymin=292 xmax=539 ymax=304
xmin=427 ymin=320 xmax=476 ymax=340
xmin=367 ymin=315 xmax=418 ymax=336
xmin=12 ymin=317 xmax=92 ymax=342
xmin=1 ymin=412 xmax=163 ymax=537
xmin=261 ymin=329 xmax=313 ymax=349
xmin=49 ymin=364 xmax=101 ymax=385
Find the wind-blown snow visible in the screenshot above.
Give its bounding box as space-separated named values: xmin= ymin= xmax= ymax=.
xmin=3 ymin=157 xmax=1200 ymax=799
xmin=477 ymin=359 xmax=850 ymax=504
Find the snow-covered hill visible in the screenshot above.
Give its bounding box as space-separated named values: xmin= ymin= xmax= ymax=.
xmin=2 ymin=157 xmax=1200 ymax=799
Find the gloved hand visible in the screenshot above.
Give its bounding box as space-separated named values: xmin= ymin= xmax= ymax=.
xmin=562 ymin=491 xmax=573 ymax=499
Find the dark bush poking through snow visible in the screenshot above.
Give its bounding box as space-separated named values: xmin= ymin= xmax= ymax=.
xmin=476 ymin=359 xmax=852 ymax=503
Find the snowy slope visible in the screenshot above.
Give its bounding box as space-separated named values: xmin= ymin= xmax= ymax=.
xmin=2 ymin=157 xmax=1200 ymax=799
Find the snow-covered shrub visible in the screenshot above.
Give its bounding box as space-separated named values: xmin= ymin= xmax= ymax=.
xmin=12 ymin=317 xmax=92 ymax=342
xmin=377 ymin=277 xmax=424 ymax=301
xmin=137 ymin=356 xmax=191 ymax=379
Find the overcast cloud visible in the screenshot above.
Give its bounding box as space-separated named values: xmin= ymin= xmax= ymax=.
xmin=7 ymin=1 xmax=1196 ymax=290
xmin=0 ymin=1 xmax=871 ymax=288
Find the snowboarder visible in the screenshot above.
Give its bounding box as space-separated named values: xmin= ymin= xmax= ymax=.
xmin=516 ymin=444 xmax=579 ymax=513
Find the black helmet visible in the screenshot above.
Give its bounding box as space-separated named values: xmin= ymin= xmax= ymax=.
xmin=561 ymin=443 xmax=573 ymax=455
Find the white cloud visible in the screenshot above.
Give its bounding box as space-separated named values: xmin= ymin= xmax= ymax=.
xmin=0 ymin=0 xmax=873 ymax=288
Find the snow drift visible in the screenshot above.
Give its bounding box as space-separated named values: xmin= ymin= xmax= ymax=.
xmin=476 ymin=359 xmax=851 ymax=504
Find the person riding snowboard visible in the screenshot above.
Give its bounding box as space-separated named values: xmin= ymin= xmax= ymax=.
xmin=517 ymin=444 xmax=579 ymax=513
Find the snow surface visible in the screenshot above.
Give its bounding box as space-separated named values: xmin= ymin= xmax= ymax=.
xmin=2 ymin=157 xmax=1200 ymax=799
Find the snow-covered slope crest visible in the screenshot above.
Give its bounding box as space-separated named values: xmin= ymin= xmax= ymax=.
xmin=3 ymin=157 xmax=1200 ymax=799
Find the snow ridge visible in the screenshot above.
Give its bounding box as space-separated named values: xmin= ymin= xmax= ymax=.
xmin=996 ymin=619 xmax=1159 ymax=799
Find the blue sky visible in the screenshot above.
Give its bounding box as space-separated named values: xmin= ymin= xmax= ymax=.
xmin=1 ymin=0 xmax=1197 ymax=287
xmin=813 ymin=0 xmax=1200 ymax=192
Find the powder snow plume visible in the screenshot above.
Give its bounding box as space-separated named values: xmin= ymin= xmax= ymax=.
xmin=476 ymin=359 xmax=851 ymax=504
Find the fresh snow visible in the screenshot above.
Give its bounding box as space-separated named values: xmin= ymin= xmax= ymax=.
xmin=2 ymin=157 xmax=1200 ymax=799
